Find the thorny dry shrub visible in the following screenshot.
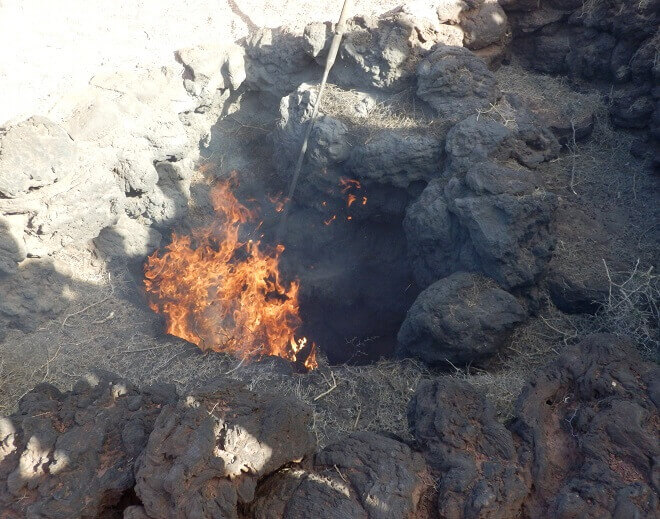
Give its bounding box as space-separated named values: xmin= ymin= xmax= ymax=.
xmin=586 ymin=262 xmax=659 ymax=360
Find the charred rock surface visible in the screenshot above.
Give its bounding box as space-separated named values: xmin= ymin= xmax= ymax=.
xmin=409 ymin=378 xmax=529 ymax=518
xmin=0 ymin=370 xmax=177 ymax=519
xmin=512 ymin=334 xmax=660 ymax=518
xmin=397 ymin=272 xmax=527 ymax=366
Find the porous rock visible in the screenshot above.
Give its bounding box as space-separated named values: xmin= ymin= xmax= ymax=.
xmin=609 ymin=83 xmax=654 ymax=129
xmin=249 ymin=431 xmax=431 ymax=519
xmin=133 ymin=378 xmax=315 ymax=519
xmin=405 ymin=162 xmax=557 ymax=290
xmin=0 ymin=214 xmax=26 ymax=275
xmin=545 ymin=205 xmax=615 ymax=314
xmin=0 ymin=258 xmax=73 ymax=333
xmin=26 ymin=145 xmax=124 ymax=251
xmin=512 ymin=334 xmax=660 ymax=518
xmin=397 ymin=272 xmax=526 ymax=365
xmin=460 ymin=0 xmax=509 ymax=50
xmin=0 ymin=135 xmax=123 ymax=257
xmin=416 ymin=44 xmax=500 ymax=124
xmin=304 ymin=2 xmax=468 ymax=92
xmin=94 ymin=214 xmax=163 ymax=260
xmin=409 ymin=378 xmax=529 ymax=518
xmin=0 ymin=370 xmax=176 ymax=519
xmin=274 ymin=84 xmax=350 ymax=201
xmin=177 ymin=43 xmax=246 ymax=100
xmin=444 ymin=96 xmax=560 ymax=174
xmin=346 ymin=130 xmax=444 ymax=189
xmin=244 ymin=28 xmax=318 ymax=99
xmin=0 ymin=116 xmax=75 ymax=198
xmin=123 ymin=159 xmax=193 ymax=230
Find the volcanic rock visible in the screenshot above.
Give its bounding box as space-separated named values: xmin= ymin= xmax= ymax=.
xmin=416 ymin=44 xmax=500 ymax=124
xmin=566 ymin=28 xmax=617 ymax=82
xmin=609 ymin=83 xmax=654 ymax=129
xmin=249 ymin=431 xmax=431 ymax=519
xmin=346 ymin=130 xmax=444 ymax=189
xmin=397 ymin=272 xmax=526 ymax=366
xmin=0 ymin=116 xmax=76 ymax=198
xmin=460 ymin=0 xmax=509 ymax=50
xmin=409 ymin=378 xmax=529 ymax=518
xmin=133 ymin=377 xmax=315 ymax=519
xmin=94 ymin=214 xmax=163 ymax=260
xmin=0 ymin=370 xmax=177 ymax=519
xmin=512 ymin=334 xmax=660 ymax=518
xmin=0 ymin=258 xmax=73 ymax=332
xmin=405 ymin=162 xmax=557 ymax=290
xmin=176 ymin=43 xmax=246 ymax=100
xmin=24 ymin=145 xmax=123 ymax=251
xmin=275 ymin=84 xmax=350 ymax=190
xmin=544 ymin=205 xmax=617 ymax=314
xmin=443 ymin=98 xmax=560 ymax=175
xmin=244 ymin=28 xmax=318 ymax=99
xmin=123 ymin=159 xmax=193 ymax=230
xmin=304 ymin=1 xmax=471 ymax=92
xmin=0 ymin=215 xmax=26 ymax=275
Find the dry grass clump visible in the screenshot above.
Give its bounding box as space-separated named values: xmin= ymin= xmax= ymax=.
xmin=234 ymin=356 xmax=431 ymax=446
xmin=495 ymin=60 xmax=605 ymax=125
xmin=321 ymin=83 xmax=449 ymax=140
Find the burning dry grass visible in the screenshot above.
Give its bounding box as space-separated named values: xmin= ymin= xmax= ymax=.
xmin=144 ymin=176 xmax=317 ymax=369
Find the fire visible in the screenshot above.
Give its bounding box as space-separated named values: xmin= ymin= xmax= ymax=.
xmin=347 ymin=194 xmax=356 ymax=207
xmin=268 ymin=193 xmax=288 ymax=213
xmin=339 ymin=177 xmax=361 ymax=193
xmin=324 ymin=215 xmax=337 ymax=226
xmin=143 ymin=175 xmax=317 ymax=369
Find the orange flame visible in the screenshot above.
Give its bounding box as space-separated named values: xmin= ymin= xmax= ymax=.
xmin=143 ymin=176 xmax=316 ymax=369
xmin=324 ymin=215 xmax=337 ymax=226
xmin=347 ymin=194 xmax=357 ymax=207
xmin=339 ymin=177 xmax=361 ymax=193
xmin=268 ymin=193 xmax=288 ymax=213
xmin=362 ymin=196 xmax=367 ymax=205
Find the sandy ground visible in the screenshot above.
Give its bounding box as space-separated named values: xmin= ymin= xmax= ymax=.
xmin=0 ymin=0 xmax=400 ymax=125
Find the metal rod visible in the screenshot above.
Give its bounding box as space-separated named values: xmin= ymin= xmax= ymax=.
xmin=277 ymin=0 xmax=352 ymax=239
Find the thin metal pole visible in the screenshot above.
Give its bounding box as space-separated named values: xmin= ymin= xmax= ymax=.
xmin=277 ymin=0 xmax=352 ymax=239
